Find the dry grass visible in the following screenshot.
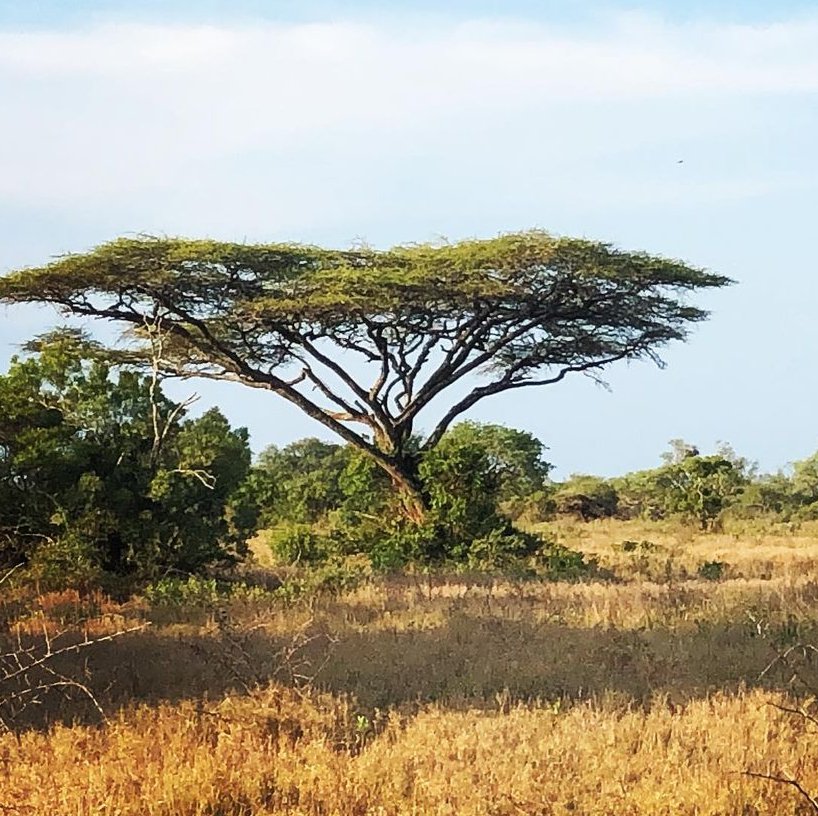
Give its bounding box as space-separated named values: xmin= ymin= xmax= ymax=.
xmin=3 ymin=520 xmax=818 ymax=814
xmin=541 ymin=517 xmax=818 ymax=582
xmin=2 ymin=686 xmax=816 ymax=815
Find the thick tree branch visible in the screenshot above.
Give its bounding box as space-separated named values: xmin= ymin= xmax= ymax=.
xmin=401 ymin=312 xmax=546 ymax=427
xmin=61 ymin=300 xmax=400 ymax=471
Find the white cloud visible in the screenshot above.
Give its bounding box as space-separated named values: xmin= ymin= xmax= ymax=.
xmin=0 ymin=14 xmax=815 ymax=218
xmin=0 ymin=24 xmax=240 ymax=73
xmin=1 ymin=11 xmax=818 ymax=477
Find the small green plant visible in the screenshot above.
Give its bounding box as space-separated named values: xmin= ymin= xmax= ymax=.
xmin=143 ymin=575 xmax=222 ymax=606
xmin=697 ymin=560 xmax=727 ymax=581
xmin=305 ymin=554 xmax=373 ymax=594
xmin=537 ymin=540 xmax=595 ymax=580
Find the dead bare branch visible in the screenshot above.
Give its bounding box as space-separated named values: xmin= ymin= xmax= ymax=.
xmin=741 ymin=770 xmax=818 ymax=813
xmin=0 ymin=563 xmax=23 ymax=590
xmin=0 ymin=623 xmax=148 ymax=730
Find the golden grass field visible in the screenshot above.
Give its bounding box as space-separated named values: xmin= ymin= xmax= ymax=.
xmin=2 ymin=519 xmax=818 ymax=815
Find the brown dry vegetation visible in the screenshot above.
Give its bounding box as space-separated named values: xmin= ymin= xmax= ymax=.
xmin=539 ymin=518 xmax=818 ymax=583
xmin=3 ymin=520 xmax=818 ymax=815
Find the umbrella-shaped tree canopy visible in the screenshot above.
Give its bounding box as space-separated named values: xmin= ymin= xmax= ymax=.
xmin=0 ymin=231 xmax=730 ymax=521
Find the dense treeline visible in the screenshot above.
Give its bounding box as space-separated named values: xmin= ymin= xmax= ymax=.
xmin=3 ymin=342 xmax=818 ymax=588
xmin=554 ymin=440 xmax=818 ymax=529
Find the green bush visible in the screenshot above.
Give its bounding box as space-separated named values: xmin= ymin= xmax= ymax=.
xmin=553 ymin=475 xmax=619 ymax=520
xmin=0 ymin=336 xmax=257 ymax=585
xmin=144 ymin=575 xmax=222 ymax=606
xmin=305 ymin=554 xmax=373 ymax=594
xmin=537 ymin=539 xmax=595 ymax=580
xmin=697 ymin=560 xmax=727 ymax=581
xmin=26 ymin=532 xmax=102 ymax=591
xmin=466 ymin=527 xmax=543 ymax=572
xmin=612 ymin=442 xmax=750 ymax=527
xmin=248 ymin=421 xmax=556 ymax=569
xmin=266 ymin=523 xmax=334 ymax=565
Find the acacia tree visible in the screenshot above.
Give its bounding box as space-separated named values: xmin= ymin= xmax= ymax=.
xmin=0 ymin=231 xmax=729 ymax=523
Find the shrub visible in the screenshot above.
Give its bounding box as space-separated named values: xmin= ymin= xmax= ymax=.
xmin=537 ymin=540 xmax=596 ymax=580
xmin=305 ymin=554 xmax=374 ymax=594
xmin=266 ymin=523 xmax=334 ymax=565
xmin=466 ymin=527 xmax=543 ymax=572
xmin=144 ymin=575 xmax=222 ymax=606
xmin=697 ymin=560 xmax=727 ymax=581
xmin=248 ymin=421 xmax=557 ymax=570
xmin=0 ymin=338 xmax=256 ymax=585
xmin=553 ymin=475 xmax=619 ymax=521
xmin=26 ymin=532 xmax=102 ymax=592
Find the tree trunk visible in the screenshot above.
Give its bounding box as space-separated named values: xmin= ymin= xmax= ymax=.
xmin=378 ymin=455 xmax=429 ymax=525
xmin=398 ymin=486 xmax=428 ymax=525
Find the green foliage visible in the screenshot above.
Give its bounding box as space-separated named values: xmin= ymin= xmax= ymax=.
xmin=697 ymin=560 xmax=727 ymax=581
xmin=144 ymin=575 xmax=222 ymax=606
xmin=419 ymin=434 xmax=505 ymax=556
xmin=249 ymin=421 xmax=559 ymax=570
xmin=144 ymin=573 xmax=296 ymax=605
xmin=610 ymin=442 xmax=749 ymax=528
xmin=266 ymin=523 xmax=333 ymax=565
xmin=437 ymin=423 xmax=551 ymax=509
xmin=249 ymin=440 xmax=392 ymax=528
xmin=0 ymin=339 xmax=256 ymax=585
xmin=26 ymin=531 xmax=102 ymax=590
xmin=788 ymin=452 xmax=818 ymax=519
xmin=466 ymin=529 xmax=593 ymax=579
xmin=613 ymin=470 xmax=666 ymax=520
xmin=304 ymin=554 xmax=374 ymax=594
xmin=730 ymin=474 xmax=796 ymax=519
xmin=255 ymin=554 xmax=374 ymax=603
xmin=549 ymin=441 xmax=818 ymax=530
xmin=251 ymin=439 xmax=347 ymax=525
xmin=726 ymin=451 xmax=818 ymax=523
xmin=146 ymin=408 xmax=255 ymax=571
xmin=553 ymin=475 xmax=619 ymax=521
xmin=537 ymin=540 xmax=596 ymax=580
xmin=0 ymin=232 xmax=730 ymax=562
xmin=402 ymin=423 xmax=550 ymax=565
xmin=651 ymin=455 xmax=746 ymax=529
xmin=245 ymin=421 xmax=571 ymax=573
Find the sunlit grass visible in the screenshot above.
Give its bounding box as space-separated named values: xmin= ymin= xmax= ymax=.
xmin=2 ymin=686 xmax=816 ymax=815
xmin=2 ymin=519 xmax=818 ymax=814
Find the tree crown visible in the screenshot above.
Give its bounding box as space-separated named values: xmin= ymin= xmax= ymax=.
xmin=0 ymin=231 xmax=731 ymax=470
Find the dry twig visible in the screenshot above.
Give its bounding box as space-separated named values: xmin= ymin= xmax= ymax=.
xmin=741 ymin=770 xmax=818 ymax=813
xmin=0 ymin=623 xmax=148 ymax=730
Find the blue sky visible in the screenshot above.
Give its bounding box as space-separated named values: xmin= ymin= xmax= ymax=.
xmin=2 ymin=1 xmax=817 ymax=26
xmin=1 ymin=1 xmax=817 ymax=477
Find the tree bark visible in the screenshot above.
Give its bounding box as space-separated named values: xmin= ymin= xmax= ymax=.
xmin=377 ymin=455 xmax=429 ymax=525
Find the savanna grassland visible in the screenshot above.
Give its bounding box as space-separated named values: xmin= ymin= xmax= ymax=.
xmin=2 ymin=519 xmax=818 ymax=816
